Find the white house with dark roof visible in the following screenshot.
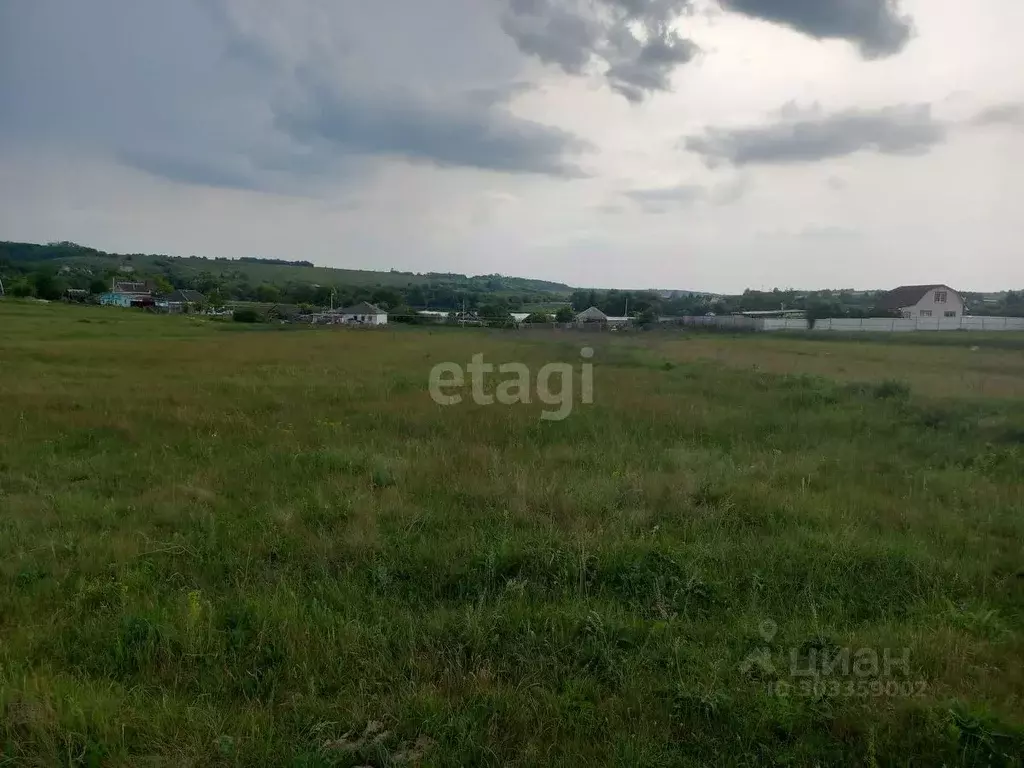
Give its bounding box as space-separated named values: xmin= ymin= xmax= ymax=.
xmin=338 ymin=301 xmax=388 ymax=325
xmin=877 ymin=285 xmax=965 ymax=320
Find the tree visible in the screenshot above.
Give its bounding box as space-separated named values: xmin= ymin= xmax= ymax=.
xmin=569 ymin=290 xmax=587 ymax=310
xmin=555 ymin=306 xmax=575 ymax=323
xmin=478 ymin=302 xmax=513 ymax=327
xmin=637 ymin=307 xmax=658 ymax=327
xmin=406 ymin=285 xmax=427 ymax=308
xmin=370 ymin=287 xmax=403 ymax=310
xmin=89 ymin=278 xmax=108 ymax=295
xmin=312 ymin=286 xmax=333 ymax=307
xmin=31 ymin=271 xmax=62 ymax=300
xmin=523 ymin=312 xmax=552 ymax=324
xmin=192 ymin=270 xmax=220 ymax=294
xmin=255 ymin=284 xmax=281 ymax=303
xmin=151 ymin=275 xmax=174 ymax=295
xmin=206 ymin=289 xmax=225 ymax=309
xmin=805 ymin=302 xmax=839 ymax=329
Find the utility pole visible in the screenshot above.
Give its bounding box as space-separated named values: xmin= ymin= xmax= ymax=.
xmin=0 ymin=276 xmax=5 ymax=298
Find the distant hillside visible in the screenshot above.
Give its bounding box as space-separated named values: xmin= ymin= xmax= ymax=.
xmin=0 ymin=241 xmax=572 ymax=295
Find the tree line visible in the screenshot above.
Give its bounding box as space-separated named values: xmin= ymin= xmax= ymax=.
xmin=4 ymin=241 xmax=1024 ymax=318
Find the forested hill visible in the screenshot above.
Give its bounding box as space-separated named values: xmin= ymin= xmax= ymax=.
xmin=0 ymin=240 xmax=572 ymax=310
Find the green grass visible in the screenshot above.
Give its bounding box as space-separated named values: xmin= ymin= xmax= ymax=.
xmin=1 ymin=300 xmax=1023 ymax=766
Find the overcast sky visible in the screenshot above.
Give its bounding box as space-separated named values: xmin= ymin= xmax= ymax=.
xmin=1 ymin=0 xmax=1022 ymax=292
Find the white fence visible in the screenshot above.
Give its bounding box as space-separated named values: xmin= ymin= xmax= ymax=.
xmin=671 ymin=315 xmax=762 ymax=331
xmin=761 ymin=316 xmax=1024 ymax=333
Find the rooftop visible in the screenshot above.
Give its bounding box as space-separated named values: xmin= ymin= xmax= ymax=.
xmin=877 ymin=285 xmax=955 ymax=311
xmin=338 ymin=301 xmax=385 ymax=315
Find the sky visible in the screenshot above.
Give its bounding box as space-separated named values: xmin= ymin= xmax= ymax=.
xmin=1 ymin=0 xmax=1022 ymax=293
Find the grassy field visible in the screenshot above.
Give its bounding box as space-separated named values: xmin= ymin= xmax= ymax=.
xmin=1 ymin=300 xmax=1023 ymax=766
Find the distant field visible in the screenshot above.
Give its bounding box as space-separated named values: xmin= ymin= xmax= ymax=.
xmin=1 ymin=300 xmax=1023 ymax=766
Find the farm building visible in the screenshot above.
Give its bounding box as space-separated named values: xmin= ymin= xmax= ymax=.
xmin=877 ymin=285 xmax=965 ymax=320
xmin=337 ymin=301 xmax=388 ymax=325
xmin=157 ymin=290 xmax=206 ymax=312
xmin=100 ymin=281 xmax=153 ymax=308
xmin=575 ymin=307 xmax=631 ymax=328
xmin=576 ymin=306 xmax=609 ymax=324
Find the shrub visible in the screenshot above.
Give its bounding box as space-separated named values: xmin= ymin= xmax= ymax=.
xmin=9 ymin=281 xmax=34 ymax=298
xmin=232 ymin=309 xmax=263 ymax=324
xmin=873 ymin=379 xmax=911 ymax=400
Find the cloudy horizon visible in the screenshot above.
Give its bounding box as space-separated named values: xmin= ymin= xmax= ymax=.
xmin=1 ymin=0 xmax=1022 ymax=293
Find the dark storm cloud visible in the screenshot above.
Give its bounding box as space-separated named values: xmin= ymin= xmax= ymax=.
xmin=501 ymin=0 xmax=602 ymax=74
xmin=501 ymin=0 xmax=913 ymax=102
xmin=605 ymin=33 xmax=699 ymax=103
xmin=273 ymin=69 xmax=589 ymax=177
xmin=0 ymin=0 xmax=588 ymax=191
xmin=720 ymin=0 xmax=913 ymax=57
xmin=118 ymin=149 xmax=263 ymax=192
xmin=501 ymin=0 xmax=697 ymax=102
xmin=685 ymin=104 xmax=947 ymax=166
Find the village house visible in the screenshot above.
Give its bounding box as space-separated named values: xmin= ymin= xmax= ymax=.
xmin=876 ymin=285 xmax=965 ymax=320
xmin=100 ymin=280 xmax=154 ymax=308
xmin=156 ymin=289 xmax=206 ymax=312
xmin=337 ymin=301 xmax=388 ymax=325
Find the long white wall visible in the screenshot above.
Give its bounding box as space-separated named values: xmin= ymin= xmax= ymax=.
xmin=673 ymin=315 xmax=762 ymax=330
xmin=761 ymin=316 xmax=1024 ymax=332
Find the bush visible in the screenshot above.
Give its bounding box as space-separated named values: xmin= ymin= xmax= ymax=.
xmin=843 ymin=380 xmax=912 ymax=401
xmin=389 ymin=306 xmax=426 ymax=324
xmin=637 ymin=307 xmax=658 ymax=327
xmin=232 ymin=309 xmax=263 ymax=324
xmin=9 ymin=281 xmax=34 ymax=298
xmin=31 ymin=272 xmax=64 ymax=301
xmin=873 ymin=379 xmax=912 ymax=400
